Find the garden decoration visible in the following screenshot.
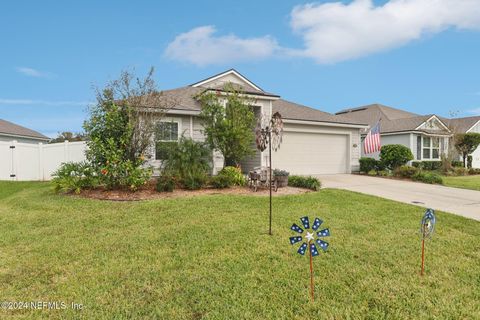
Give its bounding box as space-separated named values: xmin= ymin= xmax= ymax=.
xmin=290 ymin=216 xmax=330 ymax=302
xmin=255 ymin=112 xmax=283 ymax=235
xmin=420 ymin=208 xmax=436 ymax=276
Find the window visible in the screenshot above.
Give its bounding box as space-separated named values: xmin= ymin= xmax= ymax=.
xmin=422 ymin=136 xmax=440 ymax=160
xmin=155 ymin=121 xmax=179 ymax=160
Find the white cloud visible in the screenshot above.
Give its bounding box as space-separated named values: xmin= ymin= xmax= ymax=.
xmin=290 ymin=0 xmax=480 ymax=63
xmin=16 ymin=67 xmax=54 ymax=78
xmin=469 ymin=108 xmax=480 ymax=115
xmin=0 ymin=99 xmax=91 ymax=106
xmin=164 ymin=25 xmax=279 ymax=66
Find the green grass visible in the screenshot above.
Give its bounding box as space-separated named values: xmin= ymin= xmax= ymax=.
xmin=0 ymin=182 xmax=479 ymax=319
xmin=443 ymin=175 xmax=480 ymax=191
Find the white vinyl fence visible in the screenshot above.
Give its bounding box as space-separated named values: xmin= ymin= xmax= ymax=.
xmin=0 ymin=140 xmax=87 ymax=181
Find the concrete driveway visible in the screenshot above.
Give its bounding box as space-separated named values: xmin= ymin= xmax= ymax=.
xmin=318 ymin=174 xmax=480 ymax=221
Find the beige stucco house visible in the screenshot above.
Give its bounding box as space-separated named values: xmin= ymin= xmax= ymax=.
xmin=148 ymin=69 xmax=367 ymax=175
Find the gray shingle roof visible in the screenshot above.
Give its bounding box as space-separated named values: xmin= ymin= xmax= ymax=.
xmin=443 ymin=116 xmax=480 ymax=133
xmin=272 ymin=99 xmax=366 ymax=125
xmin=0 ymin=119 xmax=49 ymax=140
xmin=336 ymin=104 xmax=449 ymax=134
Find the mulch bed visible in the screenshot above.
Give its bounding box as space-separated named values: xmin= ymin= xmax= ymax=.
xmin=77 ymin=186 xmax=311 ymax=201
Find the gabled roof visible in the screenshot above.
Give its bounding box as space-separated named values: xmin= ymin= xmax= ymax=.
xmin=444 ymin=116 xmax=480 ymax=133
xmin=191 ymin=69 xmax=264 ymax=92
xmin=336 ymin=104 xmax=450 ymax=134
xmin=0 ymin=119 xmax=49 ymax=140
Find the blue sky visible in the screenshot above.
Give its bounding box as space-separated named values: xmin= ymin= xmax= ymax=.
xmin=1 ymin=0 xmax=480 ymax=137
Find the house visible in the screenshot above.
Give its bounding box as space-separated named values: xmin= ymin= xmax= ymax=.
xmin=148 ymin=69 xmax=367 ymax=175
xmin=335 ymin=104 xmax=452 ymax=162
xmin=0 ymin=119 xmax=49 ymax=144
xmin=445 ymin=116 xmax=480 ymax=168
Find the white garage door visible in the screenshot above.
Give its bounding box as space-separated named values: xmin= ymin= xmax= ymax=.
xmin=272 ymin=131 xmax=349 ymax=175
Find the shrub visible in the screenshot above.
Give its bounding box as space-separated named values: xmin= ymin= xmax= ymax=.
xmin=52 ymin=161 xmax=99 ymax=194
xmin=359 ymin=157 xmax=377 ymax=173
xmin=273 ymin=169 xmax=290 ymax=177
xmin=421 ymin=161 xmax=442 ymax=171
xmin=367 ymin=170 xmax=377 ymax=176
xmin=411 ymin=161 xmax=423 ymax=169
xmin=288 ymin=175 xmax=321 ymax=191
xmin=156 ymin=175 xmax=176 ymax=192
xmin=453 ymin=167 xmax=469 ymax=176
xmin=182 ymin=170 xmax=207 ymax=190
xmin=451 ymin=160 xmax=464 ymax=168
xmin=469 ymin=168 xmax=480 ymax=175
xmin=219 ymin=166 xmax=246 ymax=186
xmin=467 ymin=155 xmax=473 ymax=169
xmin=412 ymin=171 xmax=443 ymax=184
xmin=377 ymin=170 xmax=390 ymax=177
xmin=160 ymin=137 xmax=211 ymax=189
xmin=210 ymin=175 xmax=233 ymax=189
xmin=380 ymin=145 xmax=413 ymax=169
xmin=394 ymin=165 xmax=419 ymax=178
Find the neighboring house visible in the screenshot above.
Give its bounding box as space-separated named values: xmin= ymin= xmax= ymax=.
xmin=335 ymin=104 xmax=452 ymax=162
xmin=148 ymin=69 xmax=367 ymax=175
xmin=0 ymin=119 xmax=49 ymax=144
xmin=445 ymin=116 xmax=480 ymax=168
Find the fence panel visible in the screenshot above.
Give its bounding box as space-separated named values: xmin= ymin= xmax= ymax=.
xmin=0 ymin=140 xmax=87 ymax=181
xmin=0 ymin=141 xmax=14 ymax=180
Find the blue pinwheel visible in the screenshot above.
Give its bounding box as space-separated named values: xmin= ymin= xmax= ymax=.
xmin=420 ymin=209 xmax=436 ymax=275
xmin=289 ymin=216 xmax=330 ymax=301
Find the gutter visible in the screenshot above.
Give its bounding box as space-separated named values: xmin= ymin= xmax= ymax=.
xmin=283 ymin=118 xmax=368 ymax=129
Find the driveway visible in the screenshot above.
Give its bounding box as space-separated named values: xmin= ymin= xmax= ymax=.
xmin=317 ymin=174 xmax=480 ymax=221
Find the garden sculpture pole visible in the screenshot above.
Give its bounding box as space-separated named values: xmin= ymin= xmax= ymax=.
xmin=420 ymin=209 xmax=436 ymax=276
xmin=269 ymin=128 xmax=272 ymax=235
xmin=290 ymin=216 xmax=330 ymax=302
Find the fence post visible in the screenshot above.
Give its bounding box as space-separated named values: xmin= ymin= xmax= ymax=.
xmin=11 ymin=140 xmax=18 ymax=181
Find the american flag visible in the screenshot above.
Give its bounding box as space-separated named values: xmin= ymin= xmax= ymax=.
xmin=364 ymin=121 xmax=381 ymax=154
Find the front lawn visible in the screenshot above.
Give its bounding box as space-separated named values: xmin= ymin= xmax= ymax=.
xmin=0 ymin=182 xmax=479 ymax=319
xmin=443 ymin=174 xmax=480 ymax=191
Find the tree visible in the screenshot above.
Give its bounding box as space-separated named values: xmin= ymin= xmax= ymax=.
xmin=83 ymin=68 xmax=175 ymax=190
xmin=49 ymin=131 xmax=86 ymax=143
xmin=199 ymin=84 xmax=256 ymax=166
xmin=379 ymin=144 xmax=413 ymax=169
xmin=455 ymin=133 xmax=480 ymax=167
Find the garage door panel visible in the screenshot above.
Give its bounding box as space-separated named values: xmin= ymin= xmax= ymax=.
xmin=273 ymin=131 xmax=348 ymax=175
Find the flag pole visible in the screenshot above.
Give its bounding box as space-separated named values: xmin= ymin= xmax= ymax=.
xmin=269 ymin=128 xmax=272 ymax=236
xmin=421 ymin=226 xmax=426 ymax=276
xmin=309 ymin=240 xmax=314 ymax=302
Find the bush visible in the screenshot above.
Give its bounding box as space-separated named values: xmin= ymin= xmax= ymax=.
xmin=377 ymin=170 xmax=390 ymax=177
xmin=273 ymin=169 xmax=290 ymax=177
xmin=156 ymin=175 xmax=176 ymax=192
xmin=367 ymin=170 xmax=377 ymax=176
xmin=394 ymin=165 xmax=419 ymax=178
xmin=451 ymin=160 xmax=464 ymax=168
xmin=160 ymin=137 xmax=211 ymax=189
xmin=380 ymin=145 xmax=413 ymax=169
xmin=359 ymin=157 xmax=377 ymax=173
xmin=467 ymin=155 xmax=473 ymax=169
xmin=453 ymin=167 xmax=468 ymax=176
xmin=52 ymin=161 xmax=99 ymax=194
xmin=421 ymin=161 xmax=442 ymax=171
xmin=288 ymin=175 xmax=321 ymax=191
xmin=219 ymin=166 xmax=246 ymax=186
xmin=412 ymin=171 xmax=443 ymax=184
xmin=210 ymin=175 xmax=233 ymax=189
xmin=182 ymin=170 xmax=207 ymax=190
xmin=411 ymin=161 xmax=423 ymax=169
xmin=469 ymin=168 xmax=480 ymax=175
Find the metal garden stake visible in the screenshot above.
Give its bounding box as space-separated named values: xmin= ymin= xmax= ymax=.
xmin=420 ymin=208 xmax=436 ymax=276
xmin=290 ymin=216 xmax=330 ymax=302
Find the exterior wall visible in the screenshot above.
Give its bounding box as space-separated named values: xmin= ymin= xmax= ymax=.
xmin=0 ymin=134 xmax=47 ymax=144
xmin=467 ymin=121 xmax=480 ymax=168
xmin=361 ymin=133 xmax=411 ymax=160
